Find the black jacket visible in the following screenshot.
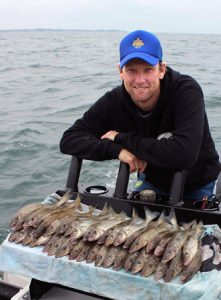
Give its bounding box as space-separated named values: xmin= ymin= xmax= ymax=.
xmin=60 ymin=67 xmax=221 ymax=192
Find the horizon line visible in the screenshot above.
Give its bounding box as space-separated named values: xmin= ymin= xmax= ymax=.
xmin=0 ymin=28 xmax=220 ymax=35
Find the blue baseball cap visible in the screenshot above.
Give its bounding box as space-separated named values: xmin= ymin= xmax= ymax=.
xmin=119 ymin=30 xmax=163 ymax=69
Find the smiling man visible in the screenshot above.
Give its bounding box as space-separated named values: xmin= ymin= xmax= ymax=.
xmin=60 ymin=30 xmax=221 ymax=202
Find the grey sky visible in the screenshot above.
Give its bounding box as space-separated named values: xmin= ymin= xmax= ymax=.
xmin=1 ymin=0 xmax=221 ymax=34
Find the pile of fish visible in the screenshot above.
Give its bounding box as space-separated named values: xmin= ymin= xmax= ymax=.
xmin=9 ymin=191 xmax=204 ymax=283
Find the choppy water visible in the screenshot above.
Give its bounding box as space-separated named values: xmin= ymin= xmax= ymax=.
xmin=1 ymin=30 xmax=221 ymax=243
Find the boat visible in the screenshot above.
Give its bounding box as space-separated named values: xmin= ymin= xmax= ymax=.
xmin=1 ymin=155 xmax=221 ymax=299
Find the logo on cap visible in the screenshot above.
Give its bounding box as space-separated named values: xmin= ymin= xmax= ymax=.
xmin=132 ymin=37 xmax=144 ymax=49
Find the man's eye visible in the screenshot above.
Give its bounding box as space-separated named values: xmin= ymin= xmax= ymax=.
xmin=144 ymin=68 xmax=152 ymax=73
xmin=126 ymin=69 xmax=135 ymax=73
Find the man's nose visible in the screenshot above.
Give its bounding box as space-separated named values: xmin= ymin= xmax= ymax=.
xmin=135 ymin=72 xmax=146 ymax=83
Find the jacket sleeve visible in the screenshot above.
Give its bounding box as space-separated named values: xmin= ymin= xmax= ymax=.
xmin=114 ymin=79 xmax=205 ymax=169
xmin=59 ymin=94 xmax=123 ymax=161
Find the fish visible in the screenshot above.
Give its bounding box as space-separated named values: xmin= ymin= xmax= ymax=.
xmin=69 ymin=240 xmax=87 ymax=260
xmin=140 ymin=254 xmax=160 ymax=277
xmin=105 ymin=208 xmax=138 ymax=246
xmin=146 ymin=209 xmax=178 ymax=254
xmin=131 ymin=248 xmax=151 ymax=274
xmin=162 ymin=226 xmax=192 ymax=263
xmin=45 ymin=216 xmax=71 ymax=236
xmin=9 ymin=229 xmax=26 ymax=244
xmin=182 ymin=221 xmax=203 ymax=266
xmin=88 ymin=212 xmax=128 ymax=242
xmin=123 ymin=227 xmax=148 ymax=249
xmin=55 ymin=239 xmax=72 ymax=258
xmin=113 ymin=248 xmax=128 ymax=271
xmin=76 ymin=243 xmax=94 ymax=262
xmin=42 ymin=235 xmax=58 ymax=253
xmin=32 ymin=206 xmax=76 ymax=239
xmin=21 ymin=228 xmax=37 ymax=246
xmin=146 ymin=231 xmax=173 ymax=254
xmin=66 ymin=204 xmax=109 ymax=238
xmin=105 ymin=219 xmax=135 ymax=246
xmin=55 ymin=216 xmax=76 ymax=236
xmin=97 ymin=228 xmax=113 ymax=245
xmin=154 ymin=233 xmax=176 ymax=257
xmin=17 ymin=227 xmax=39 ymax=244
xmin=35 ymin=234 xmax=51 ymax=246
xmin=70 ymin=219 xmax=96 ymax=241
xmin=114 ymin=208 xmax=159 ymax=247
xmin=103 ymin=246 xmax=122 ymax=268
xmin=23 ymin=190 xmax=78 ymax=229
xmin=64 ymin=219 xmax=83 ymax=237
xmin=10 ymin=203 xmax=45 ymax=230
xmin=22 ymin=206 xmax=53 ymax=228
xmin=82 ymin=216 xmax=112 ymax=242
xmin=86 ymin=244 xmax=102 ymax=264
xmin=140 ymin=255 xmax=160 ymax=277
xmin=154 ymin=261 xmax=169 ymax=281
xmin=35 ymin=196 xmax=81 ymax=231
xmin=129 ymin=212 xmax=173 ymax=254
xmin=8 ymin=231 xmax=19 ymax=243
xmin=47 ymin=236 xmax=68 ymax=256
xmin=180 ymin=247 xmax=202 ymax=283
xmin=164 ymin=252 xmax=183 ymax=282
xmin=124 ymin=251 xmax=140 ymax=272
xmin=95 ymin=245 xmax=109 ymax=267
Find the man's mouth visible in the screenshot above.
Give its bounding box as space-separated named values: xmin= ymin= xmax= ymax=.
xmin=133 ymin=86 xmax=148 ymax=90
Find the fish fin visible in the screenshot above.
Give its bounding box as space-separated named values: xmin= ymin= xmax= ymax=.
xmin=182 ymin=220 xmax=197 ymax=230
xmin=131 ymin=207 xmax=138 ymax=219
xmin=166 ymin=208 xmax=179 ymax=230
xmin=144 ymin=207 xmax=159 ymax=222
xmin=157 ymin=209 xmax=167 ymax=223
xmin=130 ymin=207 xmax=139 ymax=223
xmin=107 ymin=206 xmax=116 ymax=215
xmin=88 ymin=206 xmax=95 ymax=215
xmin=74 ymin=193 xmax=82 ymax=208
xmin=100 ymin=202 xmax=109 ymax=215
xmin=55 ymin=189 xmax=71 ymax=207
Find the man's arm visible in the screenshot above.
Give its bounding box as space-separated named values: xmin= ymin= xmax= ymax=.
xmin=60 ymin=115 xmax=146 ymax=172
xmin=60 ymin=118 xmax=123 ymax=162
xmin=102 ymin=84 xmax=205 ymax=170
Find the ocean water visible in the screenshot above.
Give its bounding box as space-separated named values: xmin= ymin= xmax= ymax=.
xmin=0 ymin=30 xmax=221 ymax=243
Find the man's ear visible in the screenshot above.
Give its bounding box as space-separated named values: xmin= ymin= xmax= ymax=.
xmin=118 ymin=63 xmax=124 ymax=80
xmin=159 ymin=62 xmax=167 ymax=79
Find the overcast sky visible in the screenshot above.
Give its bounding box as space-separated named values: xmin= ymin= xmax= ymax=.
xmin=1 ymin=0 xmax=221 ymax=34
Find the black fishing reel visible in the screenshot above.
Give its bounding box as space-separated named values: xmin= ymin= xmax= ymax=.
xmin=192 ymin=193 xmax=221 ymax=211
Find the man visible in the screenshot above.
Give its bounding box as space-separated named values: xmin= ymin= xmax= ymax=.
xmin=60 ymin=30 xmax=221 ymax=202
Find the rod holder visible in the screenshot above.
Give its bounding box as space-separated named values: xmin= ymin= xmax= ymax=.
xmin=66 ymin=156 xmax=82 ymax=192
xmin=114 ymin=162 xmax=130 ymax=199
xmin=169 ymin=169 xmax=187 ymax=205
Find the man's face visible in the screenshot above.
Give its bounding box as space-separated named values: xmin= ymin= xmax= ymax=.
xmin=119 ymin=59 xmax=166 ymax=112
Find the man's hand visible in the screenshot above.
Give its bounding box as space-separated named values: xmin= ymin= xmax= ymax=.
xmin=101 ymin=130 xmax=119 ymax=141
xmin=118 ymin=149 xmax=147 ymax=173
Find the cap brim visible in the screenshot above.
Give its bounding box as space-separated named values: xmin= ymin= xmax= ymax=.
xmin=120 ymin=52 xmax=159 ymax=69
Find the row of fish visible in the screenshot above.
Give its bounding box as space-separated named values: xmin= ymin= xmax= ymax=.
xmin=9 ymin=190 xmax=204 ymax=283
